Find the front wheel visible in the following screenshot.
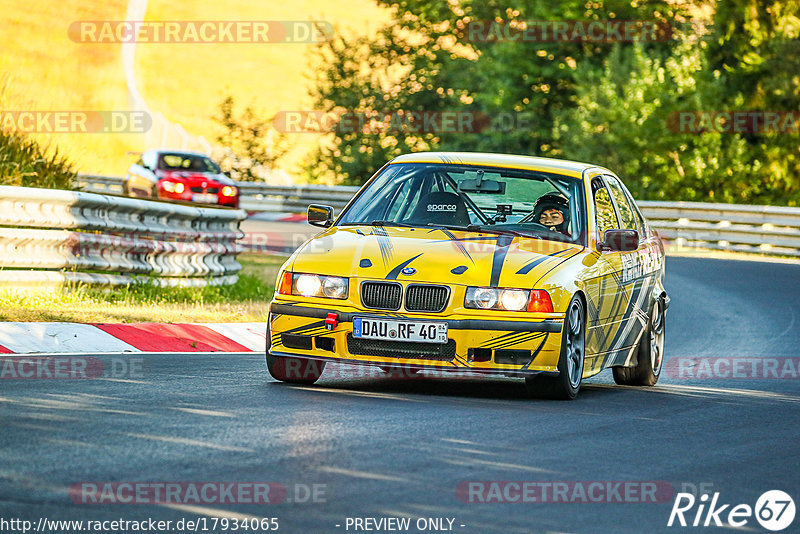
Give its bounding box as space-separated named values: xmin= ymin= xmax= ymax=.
xmin=613 ymin=299 xmax=665 ymax=386
xmin=525 ymin=295 xmax=585 ymax=400
xmin=266 ymin=353 xmax=325 ymax=384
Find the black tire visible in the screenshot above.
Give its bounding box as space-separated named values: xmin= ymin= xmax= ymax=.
xmin=266 ymin=353 xmax=325 ymax=384
xmin=525 ymin=295 xmax=585 ymax=400
xmin=613 ymin=299 xmax=665 ymax=386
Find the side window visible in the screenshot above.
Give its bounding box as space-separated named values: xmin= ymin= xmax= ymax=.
xmin=605 ymin=176 xmax=637 ymax=230
xmin=618 ymin=180 xmax=646 ymax=233
xmin=592 ymin=178 xmax=619 ymax=241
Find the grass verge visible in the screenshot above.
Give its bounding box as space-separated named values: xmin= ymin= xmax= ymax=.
xmin=0 ymin=253 xmax=285 ymax=323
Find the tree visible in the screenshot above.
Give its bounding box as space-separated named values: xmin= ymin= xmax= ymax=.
xmin=307 ymin=0 xmax=685 ymax=185
xmin=213 ymin=96 xmax=291 ymax=182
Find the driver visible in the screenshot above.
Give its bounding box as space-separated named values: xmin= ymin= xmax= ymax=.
xmin=532 ymin=193 xmax=570 ymax=236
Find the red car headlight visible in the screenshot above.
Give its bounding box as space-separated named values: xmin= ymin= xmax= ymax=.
xmin=162 ymin=181 xmax=184 ymax=194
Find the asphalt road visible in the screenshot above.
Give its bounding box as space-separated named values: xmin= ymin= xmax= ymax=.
xmin=1 ymin=257 xmax=799 ymax=533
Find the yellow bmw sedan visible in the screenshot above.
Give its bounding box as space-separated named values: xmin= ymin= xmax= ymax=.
xmin=266 ymin=152 xmax=669 ymax=399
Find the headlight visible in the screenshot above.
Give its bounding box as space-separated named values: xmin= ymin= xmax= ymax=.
xmin=221 ymin=186 xmax=237 ymax=197
xmin=277 ymin=272 xmax=349 ymax=300
xmin=465 ymin=287 xmax=553 ymax=312
xmin=162 ymin=181 xmax=185 ymax=193
xmin=500 ymin=289 xmax=528 ymax=311
xmin=295 ymin=274 xmax=322 ymax=297
xmin=322 ymin=276 xmax=348 ymax=299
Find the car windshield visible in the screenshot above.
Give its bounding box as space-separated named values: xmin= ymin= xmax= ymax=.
xmin=157 ymin=153 xmax=220 ymax=173
xmin=337 ymin=163 xmax=586 ymax=244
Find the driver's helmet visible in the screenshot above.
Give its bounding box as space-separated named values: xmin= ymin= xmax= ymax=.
xmin=532 ymin=193 xmax=570 ymax=234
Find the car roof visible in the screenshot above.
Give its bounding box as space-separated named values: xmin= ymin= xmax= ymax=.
xmin=389 ymin=151 xmax=609 ymax=179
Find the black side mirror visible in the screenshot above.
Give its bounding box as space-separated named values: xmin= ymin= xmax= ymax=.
xmin=308 ymin=204 xmax=334 ymax=228
xmin=600 ymin=229 xmax=639 ymax=252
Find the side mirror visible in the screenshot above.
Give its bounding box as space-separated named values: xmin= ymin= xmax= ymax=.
xmin=600 ymin=229 xmax=639 ymax=252
xmin=308 ymin=204 xmax=334 ymax=228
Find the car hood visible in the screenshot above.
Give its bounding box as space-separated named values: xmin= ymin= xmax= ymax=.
xmin=291 ymin=225 xmax=584 ymax=288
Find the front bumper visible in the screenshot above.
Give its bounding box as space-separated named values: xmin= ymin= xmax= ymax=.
xmin=268 ymin=301 xmax=565 ymax=376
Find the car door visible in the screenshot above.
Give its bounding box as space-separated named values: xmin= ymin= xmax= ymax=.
xmin=602 ymin=174 xmax=652 ymax=367
xmin=583 ymin=176 xmax=627 ymax=373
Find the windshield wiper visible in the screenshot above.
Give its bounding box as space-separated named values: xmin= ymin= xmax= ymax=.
xmin=369 ymin=220 xmax=416 ymax=228
xmin=427 ymin=223 xmax=540 ymax=238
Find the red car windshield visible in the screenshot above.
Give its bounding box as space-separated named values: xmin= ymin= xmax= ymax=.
xmin=157 ymin=154 xmax=220 ymax=173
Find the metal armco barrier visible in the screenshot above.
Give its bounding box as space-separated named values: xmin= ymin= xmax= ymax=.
xmin=638 ymin=201 xmax=800 ymax=257
xmin=77 ymin=174 xmax=800 ymax=258
xmin=0 ymin=185 xmax=246 ymax=286
xmin=235 ymin=182 xmax=357 ymax=212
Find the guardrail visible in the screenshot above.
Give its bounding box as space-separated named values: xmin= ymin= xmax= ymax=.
xmin=0 ymin=185 xmax=246 ymax=287
xmin=236 ymin=182 xmax=357 ymax=212
xmin=76 ymin=174 xmax=800 ymax=258
xmin=638 ymin=201 xmax=800 ymax=257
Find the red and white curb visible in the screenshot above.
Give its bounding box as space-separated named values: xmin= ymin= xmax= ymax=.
xmin=0 ymin=322 xmax=266 ymax=354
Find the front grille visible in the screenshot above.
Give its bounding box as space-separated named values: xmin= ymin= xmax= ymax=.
xmin=190 ymin=186 xmax=203 ymax=193
xmin=207 ymin=187 xmax=219 ymax=194
xmin=405 ymin=284 xmax=449 ymax=312
xmin=347 ymin=334 xmax=456 ymax=361
xmin=360 ymin=281 xmax=402 ymax=310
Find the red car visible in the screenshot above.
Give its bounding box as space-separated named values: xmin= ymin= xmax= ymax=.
xmin=124 ymin=149 xmax=239 ymax=208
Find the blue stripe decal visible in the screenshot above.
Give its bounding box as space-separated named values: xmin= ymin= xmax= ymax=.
xmin=489 ymin=235 xmax=514 ymax=287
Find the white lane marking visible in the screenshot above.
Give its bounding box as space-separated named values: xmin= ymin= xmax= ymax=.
xmin=201 ymin=323 xmax=266 ymax=351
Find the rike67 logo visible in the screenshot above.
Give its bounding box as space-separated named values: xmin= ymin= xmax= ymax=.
xmin=668 ymin=490 xmax=795 ymax=531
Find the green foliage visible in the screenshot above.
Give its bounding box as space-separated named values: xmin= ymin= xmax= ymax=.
xmin=213 ymin=95 xmax=291 ymax=181
xmin=307 ymin=0 xmax=683 ymax=184
xmin=0 ymin=129 xmax=76 ymax=189
xmin=76 ymin=273 xmax=274 ymax=305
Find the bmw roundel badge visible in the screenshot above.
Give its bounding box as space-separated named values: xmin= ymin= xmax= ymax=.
xmin=401 ymin=267 xmax=417 ymax=275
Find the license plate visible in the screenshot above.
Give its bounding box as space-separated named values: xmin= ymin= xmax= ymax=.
xmin=192 ymin=193 xmax=218 ymax=204
xmin=353 ymin=317 xmax=447 ymax=344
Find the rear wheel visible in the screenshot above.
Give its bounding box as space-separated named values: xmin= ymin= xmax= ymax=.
xmin=525 ymin=295 xmax=585 ymax=400
xmin=613 ymin=300 xmax=665 ymax=386
xmin=266 ymin=353 xmax=325 ymax=384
